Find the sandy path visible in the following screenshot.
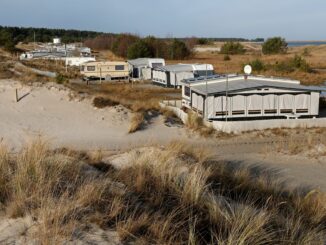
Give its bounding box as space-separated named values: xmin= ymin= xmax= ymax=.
xmin=0 ymin=80 xmax=188 ymax=151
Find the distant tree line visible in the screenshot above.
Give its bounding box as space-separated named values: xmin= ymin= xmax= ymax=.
xmin=0 ymin=25 xmax=101 ymax=52
xmin=84 ymin=34 xmax=191 ymax=60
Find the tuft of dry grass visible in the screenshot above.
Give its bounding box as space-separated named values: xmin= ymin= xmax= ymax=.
xmin=0 ymin=140 xmax=325 ymax=244
xmin=128 ymin=112 xmax=145 ymax=133
xmin=92 ymin=96 xmax=119 ymax=108
xmin=186 ymin=112 xmax=215 ymax=137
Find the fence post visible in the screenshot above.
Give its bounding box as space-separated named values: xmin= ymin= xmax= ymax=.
xmin=15 ymin=89 xmax=18 ymax=102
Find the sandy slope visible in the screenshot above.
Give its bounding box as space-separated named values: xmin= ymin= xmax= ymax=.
xmin=0 ymin=80 xmax=188 ymax=151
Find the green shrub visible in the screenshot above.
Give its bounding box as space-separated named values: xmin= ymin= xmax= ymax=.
xmin=168 ymin=39 xmax=191 ymax=60
xmin=291 ymin=55 xmax=312 ymax=72
xmin=197 ymin=38 xmax=210 ymax=45
xmin=220 ymin=42 xmax=245 ymax=55
xmin=55 ymin=73 xmax=68 ymax=84
xmin=262 ymin=37 xmax=288 ymax=54
xmin=274 ymin=61 xmax=295 ymax=73
xmin=248 ymin=59 xmax=265 ymax=72
xmin=127 ymin=40 xmax=152 ymax=59
xmin=302 ymin=48 xmax=311 ymax=57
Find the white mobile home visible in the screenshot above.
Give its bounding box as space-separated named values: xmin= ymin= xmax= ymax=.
xmin=152 ymin=64 xmax=214 ymax=88
xmin=128 ymin=58 xmax=165 ymax=80
xmin=181 ymin=75 xmax=324 ymax=120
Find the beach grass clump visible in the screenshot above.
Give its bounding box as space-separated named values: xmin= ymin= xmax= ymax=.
xmin=0 ymin=140 xmax=325 ymax=244
xmin=128 ymin=112 xmax=145 ymax=133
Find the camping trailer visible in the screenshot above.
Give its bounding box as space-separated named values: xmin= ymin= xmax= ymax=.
xmin=128 ymin=58 xmax=165 ymax=80
xmin=65 ymin=57 xmax=96 ymax=67
xmin=181 ymin=75 xmax=325 ymax=120
xmin=80 ymin=61 xmax=129 ymax=80
xmin=152 ymin=64 xmax=214 ymax=88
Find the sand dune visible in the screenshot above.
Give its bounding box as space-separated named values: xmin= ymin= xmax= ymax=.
xmin=0 ymin=80 xmax=188 ymax=151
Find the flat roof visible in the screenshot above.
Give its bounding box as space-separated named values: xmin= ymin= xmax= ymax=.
xmin=155 ymin=63 xmax=213 ymax=73
xmin=189 ymin=77 xmax=325 ymax=95
xmin=128 ymin=58 xmax=164 ymax=67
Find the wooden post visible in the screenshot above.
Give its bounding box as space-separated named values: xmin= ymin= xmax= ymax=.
xmin=100 ymin=67 xmax=102 ymax=84
xmin=15 ymin=89 xmax=18 ymax=102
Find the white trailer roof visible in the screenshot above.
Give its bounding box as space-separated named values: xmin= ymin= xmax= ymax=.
xmin=186 ymin=76 xmax=325 ymax=95
xmin=156 ymin=63 xmax=213 ymax=72
xmin=128 ymin=58 xmax=165 ymax=67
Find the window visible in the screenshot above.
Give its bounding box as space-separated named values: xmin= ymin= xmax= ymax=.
xmin=264 ymin=109 xmax=277 ymax=114
xmin=232 ymin=110 xmax=245 ymax=115
xmin=296 ymin=109 xmax=308 ymax=113
xmin=87 ymin=66 xmax=95 ymax=71
xmin=248 ymin=110 xmax=261 ymax=115
xmin=152 ymin=63 xmax=163 ymax=68
xmin=115 ymin=65 xmax=125 ymax=71
xmin=216 ymin=111 xmax=229 ymax=116
xmin=280 ymin=109 xmax=293 ymax=114
xmin=194 ymin=70 xmax=214 ymax=77
xmin=184 ymin=86 xmax=191 ymax=97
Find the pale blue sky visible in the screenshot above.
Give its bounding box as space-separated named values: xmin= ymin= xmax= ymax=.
xmin=0 ymin=0 xmax=325 ymax=40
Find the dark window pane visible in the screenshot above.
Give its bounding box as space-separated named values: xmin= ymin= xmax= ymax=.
xmin=87 ymin=66 xmax=95 ymax=71
xmin=115 ymin=65 xmax=125 ymax=71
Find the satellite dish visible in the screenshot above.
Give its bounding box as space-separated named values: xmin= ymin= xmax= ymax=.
xmin=244 ymin=65 xmax=252 ymax=75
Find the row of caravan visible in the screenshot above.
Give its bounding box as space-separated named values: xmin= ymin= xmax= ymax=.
xmin=80 ymin=58 xmax=214 ymax=87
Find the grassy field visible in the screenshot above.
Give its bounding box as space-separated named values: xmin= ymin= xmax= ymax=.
xmin=169 ymin=44 xmax=326 ymax=85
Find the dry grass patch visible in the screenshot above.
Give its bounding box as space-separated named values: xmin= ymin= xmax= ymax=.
xmin=186 ymin=112 xmax=216 ymax=137
xmin=128 ymin=112 xmax=145 ymax=133
xmin=0 ymin=140 xmax=325 ymax=243
xmin=92 ymin=96 xmax=119 ymax=108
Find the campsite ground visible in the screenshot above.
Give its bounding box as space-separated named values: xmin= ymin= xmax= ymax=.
xmin=1 ymin=45 xmax=326 ymax=243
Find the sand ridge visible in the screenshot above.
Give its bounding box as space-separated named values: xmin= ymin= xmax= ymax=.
xmin=0 ymin=80 xmax=188 ymax=151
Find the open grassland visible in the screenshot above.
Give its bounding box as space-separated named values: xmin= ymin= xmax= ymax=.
xmin=170 ymin=44 xmax=326 ymax=85
xmin=0 ymin=140 xmax=325 ymax=244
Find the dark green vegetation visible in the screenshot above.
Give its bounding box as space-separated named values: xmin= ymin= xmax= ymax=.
xmin=247 ymin=55 xmax=312 ymax=74
xmin=220 ymin=42 xmax=246 ymax=55
xmin=262 ymin=37 xmax=288 ymax=55
xmin=86 ymin=34 xmax=191 ymax=60
xmin=0 ymin=25 xmax=100 ymax=53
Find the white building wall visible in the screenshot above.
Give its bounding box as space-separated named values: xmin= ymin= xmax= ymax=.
xmin=203 ymin=91 xmax=320 ymax=120
xmin=311 ymin=92 xmax=320 ymax=115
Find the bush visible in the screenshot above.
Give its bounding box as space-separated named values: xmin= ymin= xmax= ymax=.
xmin=55 ymin=73 xmax=68 ymax=84
xmin=223 ymin=55 xmax=231 ymax=61
xmin=197 ymin=38 xmax=210 ymax=45
xmin=262 ymin=37 xmax=287 ymax=54
xmin=248 ymin=59 xmax=265 ymax=72
xmin=291 ymin=55 xmax=312 ymax=72
xmin=168 ymin=39 xmax=191 ymax=60
xmin=93 ymin=97 xmax=119 ymax=108
xmin=303 ymin=48 xmax=311 ymax=57
xmin=274 ymin=61 xmax=295 ymax=73
xmin=127 ymin=40 xmax=152 ymax=59
xmin=220 ymin=42 xmax=245 ymax=55
xmin=273 ymin=56 xmax=312 ymax=73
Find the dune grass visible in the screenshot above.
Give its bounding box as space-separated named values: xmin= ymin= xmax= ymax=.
xmin=0 ymin=140 xmax=325 ymax=243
